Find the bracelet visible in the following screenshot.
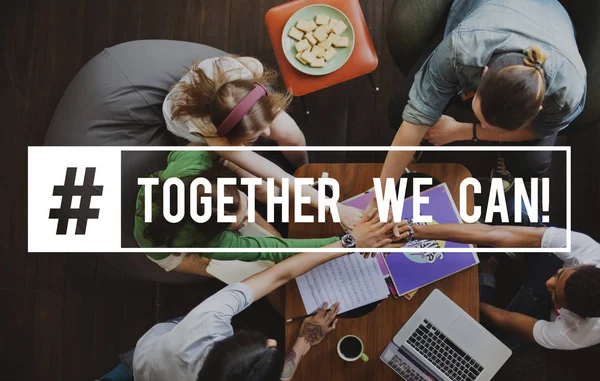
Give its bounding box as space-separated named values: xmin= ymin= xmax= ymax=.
xmin=472 ymin=122 xmax=479 ymax=142
xmin=406 ymin=223 xmax=416 ymax=241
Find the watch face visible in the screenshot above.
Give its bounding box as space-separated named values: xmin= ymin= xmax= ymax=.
xmin=342 ymin=234 xmax=356 ymax=248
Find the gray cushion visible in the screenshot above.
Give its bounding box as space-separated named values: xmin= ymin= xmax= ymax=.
xmin=45 ymin=40 xmax=226 ymax=283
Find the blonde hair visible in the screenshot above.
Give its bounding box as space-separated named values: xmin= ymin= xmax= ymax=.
xmin=170 ymin=57 xmax=292 ymax=145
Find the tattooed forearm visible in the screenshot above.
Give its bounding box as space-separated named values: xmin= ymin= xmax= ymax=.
xmin=281 ymin=350 xmax=301 ymax=381
xmin=299 ymin=322 xmax=324 ymax=345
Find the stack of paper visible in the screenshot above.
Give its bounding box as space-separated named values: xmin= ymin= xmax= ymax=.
xmin=296 ymin=253 xmax=389 ymax=314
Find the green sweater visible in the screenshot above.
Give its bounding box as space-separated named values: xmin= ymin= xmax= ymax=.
xmin=134 ymin=151 xmax=339 ymax=262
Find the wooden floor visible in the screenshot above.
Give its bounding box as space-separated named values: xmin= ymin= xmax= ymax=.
xmin=2 ymin=1 xmax=599 ymax=380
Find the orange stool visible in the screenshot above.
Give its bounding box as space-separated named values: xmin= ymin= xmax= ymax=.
xmin=265 ymin=0 xmax=379 ymax=108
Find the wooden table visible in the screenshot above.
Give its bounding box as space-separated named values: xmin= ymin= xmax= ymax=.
xmin=286 ymin=163 xmax=478 ymax=381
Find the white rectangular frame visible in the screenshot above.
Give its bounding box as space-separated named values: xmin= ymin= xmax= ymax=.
xmin=29 ymin=145 xmax=570 ymax=253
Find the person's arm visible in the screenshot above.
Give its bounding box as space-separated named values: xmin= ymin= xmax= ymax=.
xmin=208 ymin=232 xmax=340 ymax=262
xmin=282 ymin=302 xmax=340 ymax=381
xmin=372 ymin=37 xmax=459 ymax=212
xmin=269 ymin=111 xmax=309 ymax=168
xmin=219 ymin=157 xmax=279 ymax=202
xmin=424 ymin=116 xmax=538 ymax=145
xmin=281 ymin=338 xmax=310 ymax=381
xmin=218 ymin=149 xmax=363 ymax=229
xmin=378 ymin=121 xmax=430 ymax=190
xmin=480 ymin=303 xmax=536 ymax=342
xmin=243 ymin=208 xmax=398 ymax=301
xmin=411 ymin=222 xmax=547 ymax=248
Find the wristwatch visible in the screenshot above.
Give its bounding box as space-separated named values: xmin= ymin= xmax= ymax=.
xmin=472 ymin=122 xmax=479 ymax=142
xmin=340 ymin=234 xmax=356 ymax=248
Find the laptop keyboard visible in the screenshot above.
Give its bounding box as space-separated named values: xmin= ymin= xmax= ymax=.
xmin=384 ymin=350 xmax=429 ymax=381
xmin=406 ymin=319 xmax=484 ymax=381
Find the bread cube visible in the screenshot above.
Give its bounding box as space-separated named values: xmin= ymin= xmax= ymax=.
xmin=317 ymin=36 xmax=333 ymax=49
xmin=310 ymin=58 xmax=325 ymax=68
xmin=288 ymin=27 xmax=304 ymax=41
xmin=296 ymin=52 xmax=308 ymax=65
xmin=295 ymin=39 xmax=311 ymax=52
xmin=328 ymin=33 xmax=342 ymax=44
xmin=323 ymin=47 xmax=337 ymax=61
xmin=300 ymin=49 xmax=317 ymax=64
xmin=313 ymin=25 xmax=329 ymax=42
xmin=305 ymin=32 xmax=318 ymax=46
xmin=296 ymin=19 xmax=315 ymax=33
xmin=332 ymin=36 xmax=349 ymax=48
xmin=332 ymin=20 xmax=348 ymax=35
xmin=315 ymin=14 xmax=330 ymax=25
xmin=327 ymin=18 xmax=339 ymax=33
xmin=311 ymin=45 xmax=325 ymax=58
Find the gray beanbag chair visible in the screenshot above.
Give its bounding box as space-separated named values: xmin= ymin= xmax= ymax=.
xmin=45 ymin=40 xmax=225 ymax=283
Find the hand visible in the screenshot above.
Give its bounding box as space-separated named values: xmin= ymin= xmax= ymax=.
xmin=362 ymin=219 xmax=413 ymax=258
xmin=351 ymin=208 xmax=398 ymax=249
xmin=424 ymin=115 xmax=469 ymax=146
xmin=364 ymin=195 xmax=378 ymax=216
xmin=337 ymin=203 xmax=364 ymax=231
xmin=298 ymin=302 xmax=340 ymax=347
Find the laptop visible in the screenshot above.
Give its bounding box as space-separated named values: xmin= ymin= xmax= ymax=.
xmin=380 ymin=289 xmax=511 ymax=381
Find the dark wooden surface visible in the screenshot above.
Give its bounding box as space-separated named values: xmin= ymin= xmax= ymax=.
xmin=2 ymin=0 xmax=599 ymax=380
xmin=285 ymin=163 xmax=478 ymax=381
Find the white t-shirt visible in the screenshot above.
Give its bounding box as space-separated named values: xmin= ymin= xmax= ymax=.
xmin=532 ymin=227 xmax=600 ymax=350
xmin=162 ymin=57 xmax=258 ymax=143
xmin=133 ymin=283 xmax=254 ymax=381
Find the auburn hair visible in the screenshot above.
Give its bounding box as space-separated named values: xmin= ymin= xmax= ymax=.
xmin=170 ymin=57 xmax=292 ymax=145
xmin=477 ymin=48 xmax=547 ymax=130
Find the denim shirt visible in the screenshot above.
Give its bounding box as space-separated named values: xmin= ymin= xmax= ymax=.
xmin=403 ymin=0 xmax=587 ymax=138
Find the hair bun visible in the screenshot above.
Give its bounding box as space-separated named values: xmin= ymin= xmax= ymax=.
xmin=524 ymin=47 xmax=547 ymax=72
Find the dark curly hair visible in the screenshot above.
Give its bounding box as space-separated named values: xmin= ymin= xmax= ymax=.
xmin=564 ymin=266 xmax=600 ymax=318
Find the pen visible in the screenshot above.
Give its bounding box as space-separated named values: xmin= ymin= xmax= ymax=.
xmin=286 ymin=309 xmax=332 ymax=323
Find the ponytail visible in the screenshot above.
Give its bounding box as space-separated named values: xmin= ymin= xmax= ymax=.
xmin=523 ymin=47 xmax=547 ymax=101
xmin=524 ymin=47 xmax=547 ymax=72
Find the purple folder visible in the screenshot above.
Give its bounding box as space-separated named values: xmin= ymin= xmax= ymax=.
xmin=343 ymin=183 xmax=479 ymax=296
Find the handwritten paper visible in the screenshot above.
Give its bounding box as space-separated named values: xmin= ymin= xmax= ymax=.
xmin=296 ymin=253 xmax=390 ymax=314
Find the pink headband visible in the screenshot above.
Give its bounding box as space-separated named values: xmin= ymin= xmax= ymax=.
xmin=217 ymin=83 xmax=269 ymax=137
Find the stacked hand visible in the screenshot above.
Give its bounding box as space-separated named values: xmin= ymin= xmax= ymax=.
xmin=351 ymin=208 xmax=413 ymax=255
xmin=337 ymin=203 xmax=363 ymax=231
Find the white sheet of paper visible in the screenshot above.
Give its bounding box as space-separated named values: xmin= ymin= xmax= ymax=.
xmin=295 ymin=253 xmax=390 ymax=314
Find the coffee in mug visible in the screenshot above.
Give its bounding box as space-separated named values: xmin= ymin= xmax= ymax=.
xmin=337 ymin=335 xmax=369 ymax=362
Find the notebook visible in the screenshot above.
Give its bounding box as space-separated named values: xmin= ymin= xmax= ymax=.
xmin=342 ymin=183 xmax=479 ymax=296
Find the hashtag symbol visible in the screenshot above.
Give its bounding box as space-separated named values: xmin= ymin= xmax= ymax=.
xmin=49 ymin=167 xmax=103 ymax=235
